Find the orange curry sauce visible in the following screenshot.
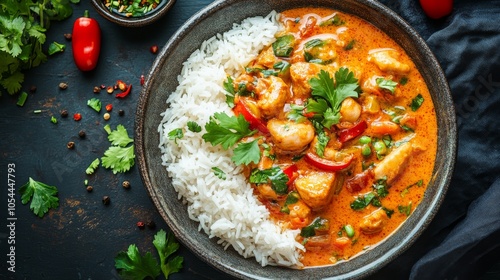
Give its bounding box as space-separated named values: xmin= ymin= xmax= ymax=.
xmin=232 ymin=8 xmax=437 ymax=266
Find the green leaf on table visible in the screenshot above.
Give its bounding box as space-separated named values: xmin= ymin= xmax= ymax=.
xmin=114 ymin=244 xmax=161 ymax=280
xmin=19 ymin=178 xmax=59 ymax=218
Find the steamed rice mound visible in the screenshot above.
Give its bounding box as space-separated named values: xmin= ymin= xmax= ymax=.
xmin=158 ymin=11 xmax=304 ymax=267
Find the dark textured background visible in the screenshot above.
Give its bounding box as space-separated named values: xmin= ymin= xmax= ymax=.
xmin=1 ymin=0 xmax=499 ymax=279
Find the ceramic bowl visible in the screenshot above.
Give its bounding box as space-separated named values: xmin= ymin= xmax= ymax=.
xmin=135 ymin=0 xmax=457 ymax=278
xmin=91 ymin=0 xmax=176 ymax=27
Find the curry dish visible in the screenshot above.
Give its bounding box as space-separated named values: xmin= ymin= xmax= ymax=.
xmin=223 ymin=7 xmax=437 ymax=266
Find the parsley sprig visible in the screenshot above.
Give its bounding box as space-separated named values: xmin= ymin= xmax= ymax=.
xmin=306 ymin=68 xmax=361 ymax=129
xmin=19 ymin=177 xmax=59 ymax=218
xmin=101 ymin=124 xmax=135 ymax=174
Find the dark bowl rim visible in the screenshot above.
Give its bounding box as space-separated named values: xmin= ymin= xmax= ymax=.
xmin=90 ymin=0 xmax=176 ymax=27
xmin=135 ymin=0 xmax=457 ymax=279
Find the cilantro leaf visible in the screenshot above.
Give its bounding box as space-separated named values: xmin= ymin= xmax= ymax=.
xmin=202 ymin=112 xmax=255 ymax=150
xmin=101 ymin=125 xmax=135 ymax=174
xmin=19 ymin=178 xmax=59 ymax=218
xmin=212 ymin=167 xmax=226 ymax=180
xmin=249 ymin=166 xmax=289 ymax=195
xmin=48 ymin=41 xmax=65 ymax=55
xmin=232 ymin=139 xmax=261 ymax=165
xmin=152 ymin=229 xmax=184 ymax=279
xmin=410 ymin=94 xmax=424 ymax=111
xmin=187 ymin=121 xmax=201 ymax=132
xmin=376 ymin=77 xmax=398 ymax=94
xmin=87 ymin=97 xmax=102 ymax=112
xmin=114 ymin=244 xmax=161 ymax=280
xmin=306 ymin=68 xmax=360 ymax=128
xmin=168 ymin=128 xmax=183 ymax=143
xmin=85 ymin=158 xmax=100 ymax=175
xmin=223 ymin=76 xmax=236 ymax=108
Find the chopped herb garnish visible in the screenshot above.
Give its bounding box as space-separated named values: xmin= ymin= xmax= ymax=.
xmin=249 ymin=166 xmax=289 ymax=195
xmin=211 ymin=167 xmax=226 ymax=180
xmin=86 ymin=158 xmax=100 ymax=175
xmin=168 ymin=128 xmax=183 ymax=143
xmin=87 ymin=97 xmax=102 ymax=112
xmin=398 ymin=202 xmax=412 ymax=216
xmin=320 ymin=14 xmax=345 ymax=26
xmin=17 ymin=91 xmax=28 ymax=106
xmin=281 ymin=191 xmax=300 ymax=214
xmin=399 ymin=77 xmax=409 ymax=85
xmin=344 ymin=40 xmax=356 ymax=51
xmin=231 ymin=139 xmax=261 ymax=165
xmin=300 ymin=217 xmax=329 ymax=237
xmin=272 ymin=34 xmax=295 ymax=57
xmin=223 ymin=76 xmax=236 ymax=108
xmin=48 ymin=41 xmax=65 ymax=55
xmin=410 ymin=94 xmax=424 ymax=111
xmin=376 ymin=77 xmax=398 ymax=94
xmin=187 ymin=121 xmax=201 ymax=133
xmin=202 ymin=112 xmax=255 ymax=150
xmin=50 ymin=116 xmax=57 ymax=124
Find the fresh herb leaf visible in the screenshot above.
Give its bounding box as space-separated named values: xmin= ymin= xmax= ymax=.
xmin=344 ymin=40 xmax=355 ymax=51
xmin=202 ymin=112 xmax=255 ymax=150
xmin=101 ymin=125 xmax=135 ymax=174
xmin=48 ymin=41 xmax=65 ymax=55
xmin=114 ymin=244 xmax=161 ymax=280
xmin=287 ymin=103 xmax=307 ymax=123
xmin=320 ymin=14 xmax=345 ymax=26
xmin=19 ymin=178 xmax=59 ymax=218
xmin=273 ymin=60 xmax=290 ymax=75
xmin=50 ymin=116 xmax=57 ymax=124
xmin=87 ymin=97 xmax=102 ymax=112
xmin=300 ymin=217 xmax=329 ymax=237
xmin=350 ymin=192 xmax=376 ymax=210
xmin=152 ymin=229 xmax=184 ymax=279
xmin=306 ymin=68 xmax=360 ymax=128
xmin=399 ymin=77 xmax=409 ymax=85
xmin=410 ymin=94 xmax=424 ymax=111
xmin=187 ymin=121 xmax=202 ymax=132
xmin=376 ymin=77 xmax=398 ymax=94
xmin=86 ymin=158 xmax=100 ymax=175
xmin=398 ymin=201 xmax=412 ymax=216
xmin=313 ymin=122 xmax=329 ymax=157
xmin=168 ymin=128 xmax=184 ymax=143
xmin=272 ymin=34 xmax=295 ymax=57
xmin=373 ymin=178 xmax=389 ymax=198
xmin=249 ymin=166 xmax=289 ymax=195
xmin=212 ymin=167 xmax=226 ymax=180
xmin=232 ymin=139 xmax=261 ymax=165
xmin=281 ymin=191 xmax=300 ymax=214
xmin=223 ymin=76 xmax=236 ymax=108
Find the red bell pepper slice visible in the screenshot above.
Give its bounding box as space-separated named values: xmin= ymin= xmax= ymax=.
xmin=233 ymin=99 xmax=269 ymax=134
xmin=338 ymin=120 xmax=367 ymax=143
xmin=304 ymin=152 xmax=353 ymax=172
xmin=283 ymin=164 xmax=298 ymax=186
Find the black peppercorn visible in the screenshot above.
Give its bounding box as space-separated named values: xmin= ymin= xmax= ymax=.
xmin=61 ymin=109 xmax=68 ymax=118
xmin=122 ymin=180 xmax=131 ymax=189
xmin=118 ymin=109 xmax=125 ymax=116
xmin=102 ymin=196 xmax=110 ymax=205
xmin=86 ymin=186 xmax=93 ymax=192
xmin=78 ymin=130 xmax=86 ymax=138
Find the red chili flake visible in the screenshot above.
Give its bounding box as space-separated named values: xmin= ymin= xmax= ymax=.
xmin=116 ymin=80 xmax=127 ymax=91
xmin=150 ymin=45 xmax=158 ymax=54
xmin=116 ymin=84 xmax=132 ymax=98
xmin=100 ymin=84 xmax=106 ymax=89
xmin=73 ymin=113 xmax=82 ymax=121
xmin=105 ymin=104 xmax=113 ymax=112
xmin=136 ymin=221 xmax=145 ymax=229
xmin=140 ymin=75 xmax=145 ymax=86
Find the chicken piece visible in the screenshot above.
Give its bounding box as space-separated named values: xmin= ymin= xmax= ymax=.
xmin=255 ymin=75 xmax=289 ymax=118
xmin=294 ymin=171 xmax=337 ymax=210
xmin=289 ymin=62 xmax=336 ymax=98
xmin=254 ymin=46 xmax=279 ymax=69
xmin=257 ymin=184 xmax=279 ymax=201
xmin=373 ymin=141 xmax=422 ymax=184
xmin=359 ymin=208 xmax=388 ymax=235
xmin=367 ymin=49 xmax=410 ymax=74
xmin=267 ymin=119 xmax=315 ymax=153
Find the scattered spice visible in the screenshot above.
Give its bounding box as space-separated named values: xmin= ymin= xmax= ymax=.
xmin=93 ymin=86 xmax=101 ymax=93
xmin=86 ymin=185 xmax=93 ymax=192
xmin=136 ymin=221 xmax=145 ymax=229
xmin=103 ymin=112 xmax=111 ymax=121
xmin=102 ymin=195 xmax=110 ymax=205
xmin=140 ymin=75 xmax=145 ymax=85
xmin=150 ymin=45 xmax=158 ymax=54
xmin=105 ymin=104 xmax=113 ymax=112
xmin=118 ymin=109 xmax=125 ymax=116
xmin=73 ymin=113 xmax=82 ymax=121
xmin=116 ymin=80 xmax=127 ymax=91
xmin=50 ymin=116 xmax=57 ymax=124
xmin=100 ymin=84 xmax=106 ymax=89
xmin=78 ymin=130 xmax=86 ymax=138
xmin=122 ymin=180 xmax=131 ymax=189
xmin=107 ymin=86 xmax=114 ymax=94
xmin=59 ymin=82 xmax=68 ymax=90
xmin=61 ymin=109 xmax=69 ymax=118
xmin=116 ymin=84 xmax=132 ymax=98
xmin=67 ymin=141 xmax=75 ymax=149
xmin=17 ymin=91 xmax=28 ymax=106
xmin=64 ymin=33 xmax=72 ymax=41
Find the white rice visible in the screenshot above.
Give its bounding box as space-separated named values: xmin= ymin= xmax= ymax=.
xmin=158 ymin=11 xmax=304 ymax=267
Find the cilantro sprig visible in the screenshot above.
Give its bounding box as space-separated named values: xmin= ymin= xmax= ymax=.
xmin=202 ymin=112 xmax=261 ymax=165
xmin=101 ymin=124 xmax=135 ymax=174
xmin=306 ymin=68 xmax=361 ymax=129
xmin=115 ymin=229 xmax=183 ymax=280
xmin=19 ymin=177 xmax=59 ymax=218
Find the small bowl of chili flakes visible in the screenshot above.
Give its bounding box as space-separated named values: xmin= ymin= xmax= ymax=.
xmin=91 ymin=0 xmax=176 ymax=27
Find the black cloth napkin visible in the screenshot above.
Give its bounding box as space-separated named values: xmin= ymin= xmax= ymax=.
xmin=372 ymin=0 xmax=500 ymax=279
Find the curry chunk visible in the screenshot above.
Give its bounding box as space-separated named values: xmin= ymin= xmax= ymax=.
xmin=367 ymin=49 xmax=410 ymax=74
xmin=254 ymin=46 xmax=279 ymax=69
xmin=294 ymin=171 xmax=337 ymax=210
xmin=359 ymin=208 xmax=388 ymax=235
xmin=289 ymin=62 xmax=336 ymax=98
xmin=267 ymin=119 xmax=315 ymax=153
xmin=373 ymin=141 xmax=422 ymax=184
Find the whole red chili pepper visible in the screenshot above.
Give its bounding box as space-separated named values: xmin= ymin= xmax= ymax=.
xmin=72 ymin=10 xmax=101 ymax=71
xmin=419 ymin=0 xmax=453 ymax=19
